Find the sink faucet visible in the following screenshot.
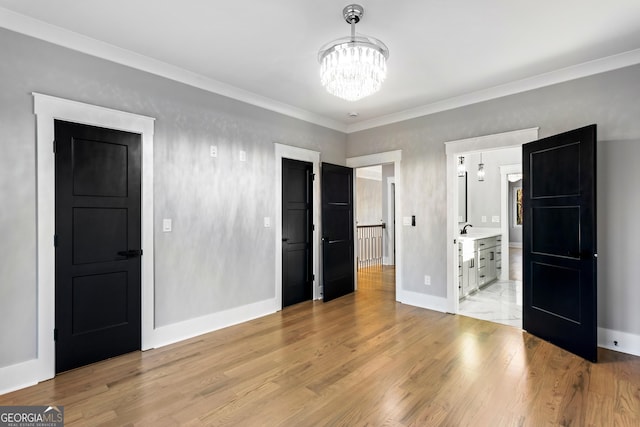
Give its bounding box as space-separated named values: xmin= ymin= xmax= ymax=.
xmin=461 ymin=224 xmax=473 ymax=234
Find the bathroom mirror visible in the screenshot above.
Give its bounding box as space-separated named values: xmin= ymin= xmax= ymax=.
xmin=458 ymin=172 xmax=467 ymax=223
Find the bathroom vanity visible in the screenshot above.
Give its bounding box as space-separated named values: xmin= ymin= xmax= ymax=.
xmin=458 ymin=232 xmax=502 ymax=299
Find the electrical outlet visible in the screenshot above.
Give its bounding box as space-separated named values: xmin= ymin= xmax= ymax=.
xmin=424 ymin=275 xmax=431 ymax=286
xmin=264 ymin=217 xmax=271 ymax=228
xmin=403 ymin=216 xmax=411 ymax=226
xmin=209 ymin=145 xmax=217 ymax=158
xmin=239 ymin=150 xmax=247 ymax=162
xmin=162 ymin=218 xmax=172 ymax=232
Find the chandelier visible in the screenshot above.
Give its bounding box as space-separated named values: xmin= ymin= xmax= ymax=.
xmin=318 ymin=4 xmax=389 ymax=101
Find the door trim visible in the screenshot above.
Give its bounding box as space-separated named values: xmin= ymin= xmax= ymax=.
xmin=346 ymin=150 xmax=402 ymax=299
xmin=33 ymin=93 xmax=155 ymax=383
xmin=445 ymin=128 xmax=539 ymax=314
xmin=275 ymin=144 xmax=320 ymax=307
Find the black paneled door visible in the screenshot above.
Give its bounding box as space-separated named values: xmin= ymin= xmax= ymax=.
xmin=55 ymin=120 xmax=142 ymax=373
xmin=321 ymin=163 xmax=354 ymax=302
xmin=523 ymin=124 xmax=597 ymax=362
xmin=282 ymin=158 xmax=313 ymax=307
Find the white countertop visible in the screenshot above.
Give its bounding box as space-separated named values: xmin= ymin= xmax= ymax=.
xmin=458 ymin=231 xmax=502 ymax=241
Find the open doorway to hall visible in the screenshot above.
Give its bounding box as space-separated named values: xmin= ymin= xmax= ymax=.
xmin=355 ymin=164 xmax=396 ymax=296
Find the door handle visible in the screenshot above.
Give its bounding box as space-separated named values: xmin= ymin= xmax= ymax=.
xmin=282 ymin=238 xmax=289 ymax=242
xmin=118 ymin=249 xmax=143 ymax=258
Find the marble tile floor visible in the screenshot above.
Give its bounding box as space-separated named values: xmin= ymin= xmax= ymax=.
xmin=459 ymin=279 xmax=523 ymax=329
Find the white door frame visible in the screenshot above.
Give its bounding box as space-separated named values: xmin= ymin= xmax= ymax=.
xmin=274 ymin=144 xmax=321 ymax=306
xmin=444 ymin=128 xmax=538 ymax=313
xmin=32 ymin=93 xmax=155 ymax=385
xmin=347 ymin=150 xmax=402 ymax=298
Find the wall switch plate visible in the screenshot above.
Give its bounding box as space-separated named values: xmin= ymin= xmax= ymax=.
xmin=403 ymin=216 xmax=411 ymax=226
xmin=264 ymin=217 xmax=271 ymax=228
xmin=492 ymin=215 xmax=500 ymax=223
xmin=482 ymin=216 xmax=487 ymax=223
xmin=162 ymin=218 xmax=172 ymax=232
xmin=209 ymin=145 xmax=217 ymax=158
xmin=424 ymin=275 xmax=431 ymax=286
xmin=239 ymin=150 xmax=247 ymax=162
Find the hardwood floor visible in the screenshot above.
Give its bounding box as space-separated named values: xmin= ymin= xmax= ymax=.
xmin=2 ymin=267 xmax=639 ymax=426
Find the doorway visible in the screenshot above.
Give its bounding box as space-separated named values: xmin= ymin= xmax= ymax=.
xmin=354 ymin=165 xmax=396 ymax=294
xmin=346 ymin=150 xmax=402 ymax=299
xmin=32 ymin=93 xmax=155 ymax=385
xmin=445 ymin=128 xmax=539 ymax=321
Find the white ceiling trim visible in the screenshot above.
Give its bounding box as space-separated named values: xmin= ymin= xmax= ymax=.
xmin=0 ymin=7 xmax=347 ymax=133
xmin=3 ymin=7 xmax=640 ymax=135
xmin=347 ymin=48 xmax=640 ymax=134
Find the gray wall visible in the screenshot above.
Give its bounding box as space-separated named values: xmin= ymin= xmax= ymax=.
xmin=356 ymin=177 xmax=382 ymax=225
xmin=0 ymin=28 xmax=346 ymax=368
xmin=347 ymin=63 xmax=640 ymax=336
xmin=464 ymin=148 xmax=520 ymax=228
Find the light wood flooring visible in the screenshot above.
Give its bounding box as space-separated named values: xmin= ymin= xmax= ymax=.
xmin=1 ymin=266 xmax=639 ymax=426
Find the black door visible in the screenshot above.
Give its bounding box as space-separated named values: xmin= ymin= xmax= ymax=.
xmin=55 ymin=120 xmax=142 ymax=373
xmin=282 ymin=158 xmax=313 ymax=307
xmin=321 ymin=163 xmax=354 ymax=302
xmin=523 ymin=124 xmax=597 ymax=362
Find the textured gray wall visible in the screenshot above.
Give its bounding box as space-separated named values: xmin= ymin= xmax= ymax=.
xmin=347 ymin=64 xmax=640 ymax=335
xmin=0 ymin=28 xmax=346 ymax=367
xmin=464 ymin=148 xmax=520 ymax=228
xmin=356 ymin=177 xmax=382 ymax=225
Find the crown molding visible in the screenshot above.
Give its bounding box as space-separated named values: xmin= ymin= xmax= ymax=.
xmin=3 ymin=7 xmax=640 ymax=135
xmin=347 ymin=48 xmax=640 ymax=134
xmin=0 ymin=7 xmax=347 ymax=133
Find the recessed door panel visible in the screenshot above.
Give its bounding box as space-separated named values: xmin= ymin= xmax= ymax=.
xmin=531 ymin=206 xmax=580 ymax=258
xmin=72 ymin=272 xmax=128 ymax=335
xmin=531 ymin=263 xmax=581 ymax=323
xmin=530 ymin=142 xmax=580 ymax=198
xmin=73 ymin=208 xmax=127 ymax=265
xmin=73 ymin=138 xmax=128 ymax=197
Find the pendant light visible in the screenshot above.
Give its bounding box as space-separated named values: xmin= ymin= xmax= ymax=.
xmin=318 ymin=4 xmax=389 ymax=101
xmin=457 ymin=156 xmax=466 ymax=177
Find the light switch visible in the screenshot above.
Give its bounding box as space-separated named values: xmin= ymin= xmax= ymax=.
xmin=492 ymin=215 xmax=500 ymax=223
xmin=403 ymin=216 xmax=411 ymax=226
xmin=239 ymin=150 xmax=247 ymax=162
xmin=210 ymin=145 xmax=217 ymax=158
xmin=264 ymin=217 xmax=271 ymax=228
xmin=162 ymin=218 xmax=172 ymax=232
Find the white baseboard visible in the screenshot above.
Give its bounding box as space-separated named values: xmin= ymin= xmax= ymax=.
xmin=397 ymin=289 xmax=448 ymax=313
xmin=148 ymin=298 xmax=279 ymax=349
xmin=598 ymin=327 xmax=640 ymax=357
xmin=0 ymin=359 xmax=41 ymax=396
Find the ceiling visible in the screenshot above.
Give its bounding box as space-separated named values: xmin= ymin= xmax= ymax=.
xmin=2 ymin=0 xmax=640 ymax=133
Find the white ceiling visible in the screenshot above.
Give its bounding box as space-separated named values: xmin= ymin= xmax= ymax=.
xmin=2 ymin=0 xmax=640 ymax=133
